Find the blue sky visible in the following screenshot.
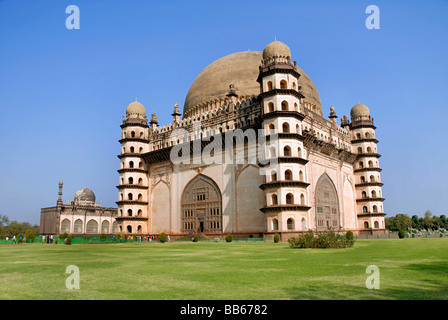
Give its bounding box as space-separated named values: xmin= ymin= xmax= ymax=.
xmin=0 ymin=0 xmax=447 ymax=224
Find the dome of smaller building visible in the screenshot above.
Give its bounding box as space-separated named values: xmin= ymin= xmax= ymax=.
xmin=263 ymin=41 xmax=291 ymax=59
xmin=74 ymin=188 xmax=96 ymax=204
xmin=350 ymin=103 xmax=370 ymax=119
xmin=126 ymin=100 xmax=146 ymax=117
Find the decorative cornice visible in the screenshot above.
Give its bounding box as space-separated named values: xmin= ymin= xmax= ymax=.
xmin=259 ymin=180 xmax=310 ymax=190
xmin=259 ymin=88 xmax=305 ymax=100
xmin=354 ymin=167 xmax=382 ymax=173
xmin=355 ymin=182 xmax=384 ymax=188
xmin=116 ymin=200 xmax=149 ymax=205
xmin=260 ymin=205 xmax=311 ymax=213
xmin=261 ymin=110 xmax=305 ymax=121
xmin=356 ymin=197 xmax=385 ymax=203
xmin=357 ymin=213 xmax=386 ymax=218
xmin=117 ymin=153 xmax=144 ymax=159
xmin=119 ymin=138 xmax=150 ymax=144
xmin=115 ymin=216 xmax=148 ymax=221
xmin=351 ymin=138 xmax=379 ymax=144
xmin=356 ymin=153 xmax=381 ymax=159
xmin=116 ymin=185 xmax=149 ymax=190
xmin=117 ymin=168 xmax=148 ymax=174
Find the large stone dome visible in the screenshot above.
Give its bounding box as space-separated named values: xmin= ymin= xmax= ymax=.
xmin=74 ymin=187 xmax=96 ymax=204
xmin=183 ymin=50 xmax=322 ymax=116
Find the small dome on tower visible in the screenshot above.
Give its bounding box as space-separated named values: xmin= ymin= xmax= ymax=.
xmin=263 ymin=41 xmax=291 ymax=59
xmin=74 ymin=187 xmax=96 ymax=204
xmin=350 ymin=103 xmax=370 ymax=119
xmin=126 ymin=100 xmax=146 ymax=118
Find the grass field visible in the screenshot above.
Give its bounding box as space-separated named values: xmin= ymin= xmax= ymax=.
xmin=0 ymin=238 xmax=447 ymax=300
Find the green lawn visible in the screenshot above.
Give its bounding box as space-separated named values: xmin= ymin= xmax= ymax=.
xmin=0 ymin=238 xmax=446 ymax=300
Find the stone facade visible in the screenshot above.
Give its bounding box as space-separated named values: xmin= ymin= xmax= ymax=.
xmin=39 ymin=182 xmax=118 ymax=236
xmin=116 ymin=41 xmax=386 ymax=238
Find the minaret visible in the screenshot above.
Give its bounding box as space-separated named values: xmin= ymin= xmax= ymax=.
xmin=257 ymin=41 xmax=310 ymax=234
xmin=349 ymin=103 xmax=385 ymax=232
xmin=57 ymin=180 xmax=63 ymax=207
xmin=117 ymin=100 xmax=150 ymax=235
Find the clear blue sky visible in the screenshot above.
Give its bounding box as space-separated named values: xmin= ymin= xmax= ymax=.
xmin=0 ymin=0 xmax=447 ymax=224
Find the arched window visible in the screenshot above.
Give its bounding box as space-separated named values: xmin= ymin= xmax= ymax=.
xmin=365 ymin=132 xmax=370 ymax=139
xmin=357 ymin=147 xmax=362 ymax=154
xmin=138 ymin=209 xmax=142 ymax=216
xmin=373 ymin=205 xmax=378 ymax=213
xmin=137 ymin=225 xmax=142 ymax=233
xmin=128 ymin=177 xmax=134 ymax=185
xmin=280 ymin=80 xmax=287 ymax=89
xmin=272 ymin=218 xmax=279 ymax=231
xmin=364 ymin=221 xmax=369 ymax=229
xmin=267 ymin=81 xmax=273 ymax=91
xmin=281 ymin=101 xmax=288 ymax=111
xmin=300 ymin=193 xmax=305 ymax=205
xmin=271 ymin=171 xmax=277 ymax=182
xmin=268 ymin=123 xmax=275 ymax=134
xmin=359 ymin=161 xmax=364 ymax=169
xmin=138 ymin=178 xmax=143 ymax=185
xmin=270 ymin=146 xmax=276 ymax=158
xmin=139 ymin=147 xmax=143 ymax=153
xmin=285 ymin=169 xmax=292 ymax=181
xmin=129 ymin=161 xmax=134 ymax=168
xmin=370 ymin=175 xmax=375 ymax=182
xmin=287 ymin=218 xmax=294 ymax=230
xmin=286 ymin=193 xmax=294 ymax=204
xmin=138 ymin=193 xmax=143 ymax=201
xmin=282 ymin=122 xmax=290 ymax=133
xmin=371 ymin=190 xmax=377 ymax=198
xmin=294 ymin=103 xmax=298 ymax=111
xmin=101 ymin=220 xmax=110 ymax=234
xmin=301 ymin=218 xmax=306 ymax=230
xmin=86 ymin=220 xmax=98 ymax=234
xmin=374 ymin=221 xmax=379 ymax=228
xmin=131 ymin=131 xmax=135 ymax=138
xmin=61 ymin=219 xmax=70 ymax=233
xmin=293 ymin=82 xmax=297 ymax=90
xmin=367 ymin=147 xmax=372 ymax=153
xmin=368 ymin=161 xmax=373 ymax=168
xmin=127 ymin=225 xmax=132 ymax=233
xmin=356 ymin=133 xmax=361 ymax=139
xmin=127 ymin=209 xmax=133 ymax=217
xmin=297 ymin=147 xmax=302 ymax=158
xmin=363 ymin=206 xmax=368 ymax=213
xmin=271 ymin=194 xmax=278 ymax=205
xmin=360 ymin=176 xmax=366 ymax=183
xmin=130 ymin=146 xmax=135 ymax=153
xmin=268 ymin=102 xmax=274 ymax=113
xmin=283 ymin=145 xmax=291 ymax=157
xmin=299 ymin=170 xmax=304 ymax=181
xmin=362 ymin=191 xmax=367 ymax=198
xmin=128 ymin=193 xmax=133 ymax=201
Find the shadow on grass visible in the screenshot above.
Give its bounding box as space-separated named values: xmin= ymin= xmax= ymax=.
xmin=284 ymin=260 xmax=448 ymax=300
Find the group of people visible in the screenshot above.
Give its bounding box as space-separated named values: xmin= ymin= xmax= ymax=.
xmin=41 ymin=235 xmax=54 ymax=244
xmin=6 ymin=235 xmax=23 ymax=244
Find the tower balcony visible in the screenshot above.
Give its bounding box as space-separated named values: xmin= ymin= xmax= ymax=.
xmin=356 ymin=197 xmax=385 ymax=203
xmin=259 ymin=180 xmax=310 ymax=190
xmin=260 ymin=205 xmax=311 ymax=214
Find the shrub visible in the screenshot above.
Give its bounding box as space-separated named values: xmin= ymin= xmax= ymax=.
xmin=59 ymin=232 xmax=68 ymax=240
xmin=398 ymin=229 xmax=406 ymax=239
xmin=83 ymin=236 xmax=91 ymax=240
xmin=225 ymin=234 xmax=233 ymax=242
xmin=159 ymin=232 xmax=168 ymax=243
xmin=65 ymin=236 xmax=73 ymax=245
xmin=288 ymin=230 xmax=354 ymax=249
xmin=100 ymin=233 xmax=107 ymax=240
xmin=192 ymin=235 xmax=199 ymax=242
xmin=345 ymin=231 xmax=354 ymax=241
xmin=115 ymin=231 xmax=125 ymax=240
xmin=273 ymin=234 xmax=280 ymax=243
xmin=25 ymin=230 xmax=36 ymax=243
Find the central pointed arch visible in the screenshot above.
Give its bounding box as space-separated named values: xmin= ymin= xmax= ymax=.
xmin=181 ymin=174 xmax=222 ymax=234
xmin=315 ymin=173 xmax=340 ymax=231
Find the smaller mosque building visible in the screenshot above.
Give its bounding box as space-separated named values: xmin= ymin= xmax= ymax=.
xmin=39 ymin=181 xmax=118 ymax=236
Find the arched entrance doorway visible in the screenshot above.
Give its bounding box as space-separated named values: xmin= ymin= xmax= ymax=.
xmin=181 ymin=174 xmax=222 ymax=234
xmin=315 ymin=173 xmax=340 ymax=231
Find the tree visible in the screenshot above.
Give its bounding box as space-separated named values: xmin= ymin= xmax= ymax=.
xmin=424 ymin=210 xmax=432 ymax=219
